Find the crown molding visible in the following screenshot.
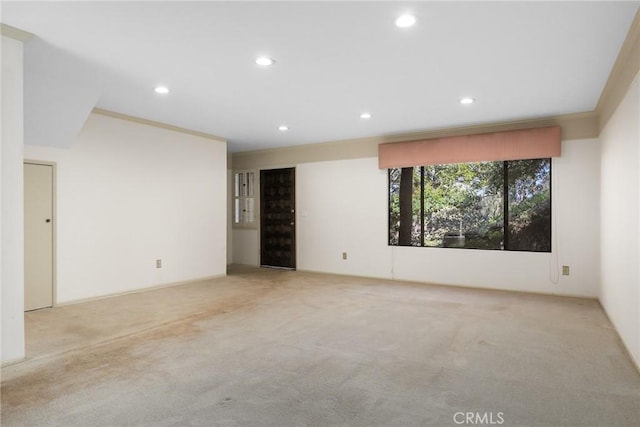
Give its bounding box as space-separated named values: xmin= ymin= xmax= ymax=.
xmin=596 ymin=7 xmax=640 ymax=131
xmin=92 ymin=108 xmax=227 ymax=143
xmin=1 ymin=24 xmax=33 ymax=41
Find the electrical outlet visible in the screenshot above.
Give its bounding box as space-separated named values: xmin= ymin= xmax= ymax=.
xmin=156 ymin=259 xmax=162 ymax=268
xmin=562 ymin=265 xmax=570 ymax=276
xmin=342 ymin=252 xmax=347 ymax=260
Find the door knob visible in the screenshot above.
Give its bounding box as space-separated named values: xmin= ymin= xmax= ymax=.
xmin=46 ymin=219 xmax=51 ymax=223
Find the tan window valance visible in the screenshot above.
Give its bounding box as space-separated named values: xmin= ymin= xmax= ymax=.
xmin=378 ymin=126 xmax=561 ymax=169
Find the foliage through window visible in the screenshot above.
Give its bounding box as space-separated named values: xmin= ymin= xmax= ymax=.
xmin=388 ymin=159 xmax=551 ymax=252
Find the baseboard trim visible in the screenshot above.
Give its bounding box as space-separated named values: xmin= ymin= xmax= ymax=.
xmin=596 ymin=300 xmax=640 ymax=375
xmin=1 ymin=356 xmax=27 ymax=368
xmin=55 ymin=274 xmax=227 ymax=307
xmin=295 ymin=268 xmax=599 ymax=301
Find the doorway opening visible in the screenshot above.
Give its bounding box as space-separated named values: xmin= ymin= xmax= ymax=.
xmin=260 ymin=167 xmax=296 ymax=269
xmin=24 ymin=162 xmax=55 ymax=311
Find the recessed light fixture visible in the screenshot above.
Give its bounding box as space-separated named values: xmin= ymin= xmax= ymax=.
xmin=154 ymin=86 xmax=169 ymax=94
xmin=460 ymin=97 xmax=476 ymax=105
xmin=278 ymin=125 xmax=289 ymax=131
xmin=360 ymin=112 xmax=372 ymax=119
xmin=256 ymin=56 xmax=275 ymax=66
xmin=395 ymin=14 xmax=416 ymax=28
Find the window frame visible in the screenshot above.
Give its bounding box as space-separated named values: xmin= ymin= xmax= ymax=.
xmin=388 ymin=158 xmax=552 ymax=252
xmin=233 ymin=169 xmax=257 ymax=229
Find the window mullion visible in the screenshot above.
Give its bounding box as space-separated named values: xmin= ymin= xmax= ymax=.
xmin=420 ymin=166 xmax=425 ymax=247
xmin=503 ymin=161 xmax=509 ymax=251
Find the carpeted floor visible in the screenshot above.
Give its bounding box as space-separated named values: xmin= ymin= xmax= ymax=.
xmin=2 ymin=266 xmax=639 ymax=426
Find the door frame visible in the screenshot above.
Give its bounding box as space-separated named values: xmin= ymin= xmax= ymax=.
xmin=24 ymin=160 xmax=57 ymax=309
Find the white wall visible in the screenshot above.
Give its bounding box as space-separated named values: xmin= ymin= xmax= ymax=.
xmin=1 ymin=35 xmax=26 ymax=364
xmin=233 ymin=229 xmax=260 ymax=266
xmin=241 ymin=137 xmax=601 ymax=298
xmin=297 ymin=158 xmax=392 ymax=278
xmin=24 ymin=113 xmax=227 ymax=304
xmin=553 ymin=138 xmax=601 ymax=295
xmin=600 ymin=73 xmax=640 ymax=368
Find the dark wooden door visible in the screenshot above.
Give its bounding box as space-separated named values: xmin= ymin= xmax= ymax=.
xmin=260 ymin=168 xmax=296 ymax=269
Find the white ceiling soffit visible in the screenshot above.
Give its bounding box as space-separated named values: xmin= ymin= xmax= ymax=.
xmin=25 ymin=69 xmax=100 ymax=148
xmin=22 ymin=36 xmax=102 ymax=148
xmin=2 ymin=1 xmax=639 ymax=152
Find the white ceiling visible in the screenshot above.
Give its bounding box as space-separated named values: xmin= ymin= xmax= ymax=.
xmin=2 ymin=1 xmax=639 ymax=152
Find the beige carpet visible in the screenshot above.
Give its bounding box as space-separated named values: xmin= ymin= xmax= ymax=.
xmin=2 ymin=266 xmax=639 ymax=426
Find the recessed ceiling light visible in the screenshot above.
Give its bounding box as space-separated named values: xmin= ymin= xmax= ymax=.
xmin=278 ymin=125 xmax=289 ymax=131
xmin=395 ymin=14 xmax=416 ymax=28
xmin=256 ymin=56 xmax=275 ymax=66
xmin=460 ymin=97 xmax=476 ymax=105
xmin=154 ymin=86 xmax=169 ymax=94
xmin=360 ymin=112 xmax=372 ymax=119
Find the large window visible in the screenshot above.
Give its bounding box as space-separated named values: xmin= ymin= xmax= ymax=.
xmin=389 ymin=158 xmax=551 ymax=252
